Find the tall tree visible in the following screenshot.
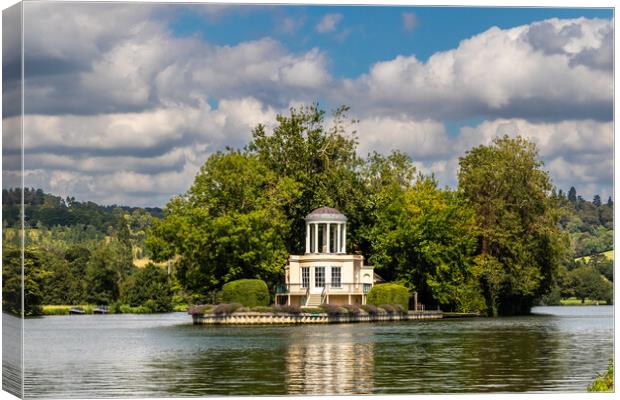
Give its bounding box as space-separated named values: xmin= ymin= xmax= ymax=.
xmin=568 ymin=186 xmax=577 ymax=203
xmin=593 ymin=194 xmax=602 ymax=207
xmin=458 ymin=135 xmax=569 ymax=316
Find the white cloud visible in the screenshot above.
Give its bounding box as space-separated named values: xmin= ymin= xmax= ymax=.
xmin=340 ymin=18 xmax=612 ymax=121
xmin=11 ymin=5 xmax=613 ymax=206
xmin=315 ymin=13 xmax=343 ymax=33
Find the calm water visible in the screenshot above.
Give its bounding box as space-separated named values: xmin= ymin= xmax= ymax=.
xmin=18 ymin=306 xmax=613 ymax=398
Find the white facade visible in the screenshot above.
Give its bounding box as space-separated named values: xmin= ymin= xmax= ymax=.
xmin=276 ymin=207 xmax=376 ymax=306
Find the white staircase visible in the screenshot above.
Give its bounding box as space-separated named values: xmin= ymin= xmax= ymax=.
xmin=305 ymin=293 xmax=322 ymax=307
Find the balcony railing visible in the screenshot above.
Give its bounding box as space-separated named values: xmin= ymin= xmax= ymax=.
xmin=275 ymin=283 xmax=369 ymax=294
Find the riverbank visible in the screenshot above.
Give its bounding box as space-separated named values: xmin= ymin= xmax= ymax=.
xmin=41 ymin=304 xmax=188 ymax=315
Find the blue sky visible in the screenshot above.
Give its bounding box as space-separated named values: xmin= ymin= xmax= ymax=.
xmin=170 ymin=6 xmax=612 ymax=78
xmin=5 ymin=3 xmax=614 ymax=206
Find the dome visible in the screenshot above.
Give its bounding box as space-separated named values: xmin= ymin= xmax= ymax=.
xmin=305 ymin=206 xmax=347 ymax=222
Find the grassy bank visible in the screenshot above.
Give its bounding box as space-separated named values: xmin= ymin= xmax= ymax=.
xmin=42 ymin=304 xmax=188 ymax=315
xmin=559 ymin=297 xmax=610 ymax=306
xmin=588 ymin=360 xmax=613 ymax=392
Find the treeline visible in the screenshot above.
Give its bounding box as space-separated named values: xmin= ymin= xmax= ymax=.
xmin=147 ymin=104 xmax=577 ymax=316
xmin=2 ymin=190 xmax=174 ymax=316
xmin=2 ymin=188 xmax=163 ymax=231
xmin=2 ymin=219 xmax=177 ymax=316
xmin=555 ymin=187 xmax=613 ymax=258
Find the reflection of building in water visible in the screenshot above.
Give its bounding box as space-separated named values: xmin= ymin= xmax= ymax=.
xmin=285 ymin=329 xmax=374 ymax=394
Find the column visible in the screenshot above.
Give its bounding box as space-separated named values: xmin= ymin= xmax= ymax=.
xmin=314 ymin=223 xmax=319 ymax=253
xmin=342 ymin=224 xmax=346 ymax=253
xmin=326 ymin=223 xmax=331 ymax=253
xmin=336 ymin=223 xmax=341 ymax=254
xmin=305 ymin=223 xmax=310 ymax=253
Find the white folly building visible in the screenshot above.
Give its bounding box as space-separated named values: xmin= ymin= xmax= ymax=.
xmin=276 ymin=207 xmax=378 ymax=307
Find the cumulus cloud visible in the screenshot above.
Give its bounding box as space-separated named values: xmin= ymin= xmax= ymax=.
xmin=315 ymin=13 xmax=343 ymax=33
xmin=8 ymin=4 xmax=612 ymax=206
xmin=340 ymin=17 xmax=612 ymax=122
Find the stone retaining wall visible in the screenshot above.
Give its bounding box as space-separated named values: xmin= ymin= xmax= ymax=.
xmin=191 ymin=311 xmax=443 ymax=325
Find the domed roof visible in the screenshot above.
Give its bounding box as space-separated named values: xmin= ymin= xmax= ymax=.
xmin=305 ymin=206 xmax=347 ymax=222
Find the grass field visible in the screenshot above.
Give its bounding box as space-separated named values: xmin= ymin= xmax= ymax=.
xmin=575 ymin=249 xmax=614 ymax=264
xmin=560 ymin=297 xmax=609 ymax=306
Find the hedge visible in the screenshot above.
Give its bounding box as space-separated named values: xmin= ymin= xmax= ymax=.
xmin=367 ymin=283 xmax=410 ymax=311
xmin=221 ymin=279 xmax=270 ymax=307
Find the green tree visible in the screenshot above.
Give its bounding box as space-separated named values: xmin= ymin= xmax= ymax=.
xmin=147 ymin=152 xmax=291 ymax=299
xmin=458 ymin=135 xmax=569 ymax=316
xmin=568 ymin=186 xmax=577 ymax=202
xmin=85 ymin=239 xmax=134 ymax=304
xmin=121 ymin=263 xmax=173 ymax=312
xmin=593 ymin=194 xmax=602 ymax=207
xmin=2 ymin=247 xmax=50 ymax=316
xmin=568 ymin=265 xmax=612 ymax=304
xmin=364 ymin=176 xmax=483 ymax=312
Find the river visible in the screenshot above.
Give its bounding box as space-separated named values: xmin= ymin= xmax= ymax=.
xmin=12 ymin=305 xmax=614 ymax=397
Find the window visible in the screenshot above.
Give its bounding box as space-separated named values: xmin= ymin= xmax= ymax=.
xmin=301 ymin=267 xmax=309 ymax=288
xmin=331 ymin=267 xmax=341 ymax=288
xmin=315 ymin=267 xmax=325 ymax=287
xmin=363 ymin=283 xmax=372 ymax=294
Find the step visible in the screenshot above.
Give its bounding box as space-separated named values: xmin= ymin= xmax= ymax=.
xmin=305 ymin=294 xmax=323 ymax=307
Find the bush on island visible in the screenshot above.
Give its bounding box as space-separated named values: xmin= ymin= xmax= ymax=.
xmin=343 ymin=304 xmax=361 ymax=315
xmin=361 ymin=304 xmax=379 ymax=315
xmin=221 ymin=279 xmax=270 ymax=307
xmin=213 ymin=303 xmax=243 ymax=315
xmin=272 ymin=305 xmax=302 ymax=314
xmin=319 ymin=303 xmax=343 ymax=316
xmin=367 ymin=283 xmax=410 ymax=311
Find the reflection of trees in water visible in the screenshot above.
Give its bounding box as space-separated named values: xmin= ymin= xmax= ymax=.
xmin=285 ymin=325 xmax=374 ymax=394
xmin=2 ymin=313 xmax=23 ymax=397
xmin=372 ymin=318 xmax=569 ymax=393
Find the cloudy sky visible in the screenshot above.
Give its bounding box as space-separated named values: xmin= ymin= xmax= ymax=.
xmin=3 ymin=3 xmax=613 ymax=207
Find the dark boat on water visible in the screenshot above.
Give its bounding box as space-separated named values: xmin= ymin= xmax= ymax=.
xmin=69 ymin=307 xmax=86 ymax=315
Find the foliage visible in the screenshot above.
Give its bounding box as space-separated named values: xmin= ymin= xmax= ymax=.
xmin=458 ymin=135 xmax=570 ymax=316
xmin=566 ymin=266 xmax=612 ymax=304
xmin=319 ymin=303 xmax=344 ymax=316
xmin=342 ymin=304 xmax=361 ymax=315
xmin=212 ymin=303 xmax=243 ymax=315
xmin=366 ymin=283 xmax=410 ymax=311
xmin=588 ymin=360 xmax=613 ymax=392
xmin=221 ymin=279 xmax=270 ymax=307
xmin=363 ymin=177 xmax=481 ymax=312
xmin=361 ymin=304 xmax=379 ymax=315
xmin=121 ymin=263 xmax=173 ymax=312
xmin=2 ymin=247 xmax=50 ymax=316
xmin=272 ymin=305 xmax=302 ymax=314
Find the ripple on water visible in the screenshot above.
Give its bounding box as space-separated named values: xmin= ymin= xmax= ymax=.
xmin=22 ymin=306 xmax=613 ymax=397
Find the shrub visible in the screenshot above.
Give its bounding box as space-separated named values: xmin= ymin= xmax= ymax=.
xmin=588 ymin=360 xmax=613 ymax=392
xmin=187 ymin=304 xmax=213 ymax=314
xmin=343 ymin=304 xmax=361 ymax=315
xmin=221 ymin=279 xmax=270 ymax=307
xmin=272 ymin=305 xmax=302 ymax=314
xmin=301 ymin=307 xmax=322 ymax=314
xmin=361 ymin=304 xmax=379 ymax=315
xmin=251 ymin=306 xmax=273 ymax=313
xmin=367 ymin=283 xmax=409 ymax=311
xmin=319 ymin=303 xmax=343 ymax=316
xmin=379 ymin=304 xmax=395 ymax=313
xmin=213 ymin=303 xmax=243 ymax=315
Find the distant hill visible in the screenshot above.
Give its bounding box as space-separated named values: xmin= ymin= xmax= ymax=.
xmin=2 ymin=188 xmax=163 ymax=232
xmin=575 ymin=250 xmax=614 ymax=264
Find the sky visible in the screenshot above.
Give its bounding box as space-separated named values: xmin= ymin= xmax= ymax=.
xmin=2 ymin=3 xmax=614 ymax=207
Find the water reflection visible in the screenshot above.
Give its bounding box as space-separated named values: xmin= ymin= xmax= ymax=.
xmin=22 ymin=307 xmax=613 ymax=397
xmin=284 ymin=326 xmax=374 ymax=394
